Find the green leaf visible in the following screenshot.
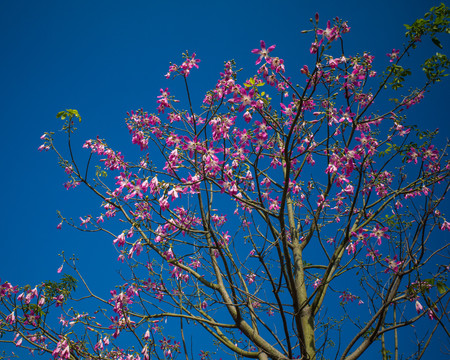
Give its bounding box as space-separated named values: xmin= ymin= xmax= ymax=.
xmin=432 ymin=37 xmax=443 ymax=49
xmin=437 ymin=281 xmax=448 ymax=294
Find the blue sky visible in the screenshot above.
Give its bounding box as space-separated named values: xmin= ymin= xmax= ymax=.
xmin=1 ymin=0 xmax=449 ymax=359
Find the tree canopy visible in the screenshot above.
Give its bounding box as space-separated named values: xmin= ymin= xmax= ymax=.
xmin=1 ymin=4 xmax=450 ymax=360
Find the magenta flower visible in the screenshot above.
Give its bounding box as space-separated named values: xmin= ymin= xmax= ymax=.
xmin=15 ymin=337 xmax=22 ymax=347
xmin=309 ymin=39 xmax=323 ymax=54
xmin=6 ymin=311 xmax=15 ymax=324
xmin=366 ymin=248 xmax=380 ymax=261
xmin=113 ymin=233 xmax=126 ymax=247
xmin=317 ymin=21 xmax=338 ymax=41
xmin=313 ymin=279 xmax=321 ymax=289
xmin=415 ymin=300 xmax=423 ymax=314
xmin=246 ymin=273 xmax=256 ymax=285
xmin=79 ymin=216 xmax=91 ymax=228
xmin=441 ymin=220 xmax=450 ymax=231
xmin=384 ymin=255 xmax=403 ymax=273
xmin=251 ymin=40 xmax=276 ymax=65
xmin=427 ymin=308 xmax=438 ymax=320
xmin=370 ymin=224 xmax=390 ymax=245
xmin=352 ymin=228 xmax=368 ymax=245
xmin=387 ymin=49 xmax=400 ymax=62
xmin=339 ymin=106 xmax=355 ymax=123
xmin=339 ymin=291 xmax=356 ymax=304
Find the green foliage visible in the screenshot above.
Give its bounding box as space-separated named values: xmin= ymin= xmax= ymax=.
xmin=404 ymin=3 xmax=450 ymax=47
xmin=42 ymin=274 xmax=77 ymax=304
xmin=404 ymin=3 xmax=450 ymax=81
xmin=95 ymin=165 xmax=108 ymax=178
xmin=422 ymin=52 xmax=450 ymax=82
xmin=437 ymin=281 xmax=449 ymax=294
xmin=385 ymin=64 xmax=412 ymax=90
xmin=56 ymin=109 xmax=82 ymax=133
xmin=56 ymin=109 xmax=82 ymax=122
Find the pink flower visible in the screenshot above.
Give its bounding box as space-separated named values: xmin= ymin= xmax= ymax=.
xmin=6 ymin=311 xmax=15 ymax=324
xmin=114 ymin=233 xmax=126 ymax=247
xmin=440 ymin=220 xmax=450 ymax=231
xmin=384 ymin=255 xmax=403 ymax=273
xmin=339 ymin=291 xmax=356 ymax=303
xmin=310 ymin=39 xmax=323 ymax=54
xmin=57 ymin=263 xmax=64 ymax=273
xmin=180 ymin=52 xmax=200 ymax=77
xmin=427 ymin=308 xmax=437 ymax=320
xmin=246 ymin=273 xmax=256 ymax=285
xmin=352 ymin=228 xmax=368 ymax=245
xmin=159 ymin=196 xmax=170 ymax=211
xmin=79 ymin=216 xmax=91 ymax=228
xmin=415 ymin=300 xmax=423 ymax=314
xmin=54 ymin=294 xmax=64 ymax=307
xmin=370 ymin=224 xmax=390 ymax=245
xmin=387 ymin=49 xmax=400 ymax=62
xmin=313 ymin=279 xmax=321 ymax=289
xmin=366 ymin=248 xmax=380 ymax=261
xmin=38 ymin=144 xmax=50 ymax=152
xmin=251 ymin=40 xmax=276 ymax=65
xmin=317 ymin=21 xmax=339 ymax=41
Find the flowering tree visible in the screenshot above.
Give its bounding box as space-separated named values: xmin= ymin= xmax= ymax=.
xmin=1 ymin=4 xmax=450 ymax=360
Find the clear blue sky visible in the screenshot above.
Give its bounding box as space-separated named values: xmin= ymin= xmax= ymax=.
xmin=0 ymin=0 xmax=448 ymax=359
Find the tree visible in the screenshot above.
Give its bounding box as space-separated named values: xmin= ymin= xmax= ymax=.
xmin=1 ymin=5 xmax=450 ymax=360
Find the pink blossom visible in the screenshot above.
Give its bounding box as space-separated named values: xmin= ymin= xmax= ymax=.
xmin=387 ymin=49 xmax=400 ymax=62
xmin=38 ymin=144 xmax=50 ymax=152
xmin=441 ymin=220 xmax=450 ymax=231
xmin=159 ymin=196 xmax=170 ymax=211
xmin=180 ymin=52 xmax=200 ymax=77
xmin=339 ymin=291 xmax=356 ymax=303
xmin=384 ymin=255 xmax=403 ymax=273
xmin=251 ymin=40 xmax=276 ymax=65
xmin=370 ymin=224 xmax=390 ymax=245
xmin=317 ymin=21 xmax=339 ymax=41
xmin=352 ymin=228 xmax=368 ymax=245
xmin=415 ymin=300 xmax=423 ymax=314
xmin=6 ymin=311 xmax=15 ymax=324
xmin=313 ymin=279 xmax=321 ymax=289
xmin=246 ymin=273 xmax=256 ymax=285
xmin=114 ymin=233 xmax=126 ymax=247
xmin=310 ymin=39 xmax=323 ymax=54
xmin=54 ymin=294 xmax=64 ymax=307
xmin=366 ymin=248 xmax=380 ymax=261
xmin=427 ymin=308 xmax=438 ymax=320
xmin=79 ymin=216 xmax=91 ymax=228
